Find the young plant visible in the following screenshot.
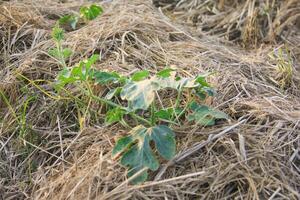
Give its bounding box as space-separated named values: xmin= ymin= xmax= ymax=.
xmin=59 ymin=4 xmax=103 ymax=29
xmin=50 ymin=19 xmax=228 ymax=184
xmin=55 ymin=65 xmax=228 ymax=184
xmin=49 ymin=25 xmax=72 ymax=68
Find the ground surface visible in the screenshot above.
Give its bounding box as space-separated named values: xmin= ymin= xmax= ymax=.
xmin=0 ymin=0 xmax=300 ymax=199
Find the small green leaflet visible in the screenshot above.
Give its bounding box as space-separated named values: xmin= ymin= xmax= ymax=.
xmin=55 ymin=67 xmax=75 ymax=91
xmin=105 ymin=107 xmax=125 ymax=125
xmin=58 ymin=4 xmax=102 ymax=30
xmin=195 ymin=87 xmax=216 ymax=100
xmin=154 ymin=109 xmax=172 ymax=120
xmin=131 ymin=70 xmax=150 ymax=81
xmin=52 ymin=25 xmax=64 ymax=42
xmin=188 ymin=101 xmax=228 ymax=126
xmin=59 ymin=15 xmax=79 ymax=29
xmin=155 ymin=107 xmax=184 ymax=121
xmin=112 ymin=125 xmax=176 ymax=184
xmin=195 ymin=74 xmax=211 ymax=88
xmin=49 ymin=48 xmax=72 ymax=60
xmin=202 ymin=87 xmax=215 ymax=96
xmin=83 ymin=54 xmax=99 ymax=71
xmin=80 ymin=4 xmax=103 ymax=21
xmin=156 ymin=68 xmax=175 ymax=78
xmin=55 ymin=54 xmax=99 ymax=90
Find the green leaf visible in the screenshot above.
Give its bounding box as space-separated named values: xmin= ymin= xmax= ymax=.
xmin=150 ymin=125 xmax=175 ymax=160
xmin=62 ymin=48 xmax=72 ymax=59
xmin=84 ymin=54 xmax=99 ymax=71
xmin=121 ymin=73 xmax=202 ymax=111
xmin=59 ymin=15 xmax=79 ymax=29
xmin=49 ymin=48 xmax=72 ymax=60
xmin=195 ymin=87 xmax=215 ymax=100
xmin=154 ymin=109 xmax=173 ymax=120
xmin=75 ymin=54 xmax=99 ymax=80
xmin=188 ymin=102 xmax=228 ymax=126
xmin=51 ymin=25 xmax=64 ymax=42
xmin=55 ymin=54 xmax=98 ymax=90
xmin=121 ymin=137 xmax=158 ymax=171
xmin=114 ymin=125 xmax=176 ymax=184
xmin=120 ymin=79 xmax=158 ymax=110
xmin=195 ymin=90 xmax=207 ymax=100
xmin=55 ymin=67 xmax=76 ymax=91
xmin=120 ymin=71 xmax=215 ymax=111
xmin=127 ymin=165 xmax=148 ymax=184
xmin=80 ymin=4 xmax=103 ymax=21
xmin=131 ymin=70 xmax=150 ymax=81
xmin=48 ymin=48 xmax=60 ymax=59
xmin=195 ymin=75 xmax=211 ymax=87
xmin=112 ymin=135 xmax=133 ymax=156
xmin=156 ymin=68 xmax=174 ymax=78
xmin=105 ymin=107 xmax=125 ymax=125
xmin=93 ymin=71 xmax=120 ymax=84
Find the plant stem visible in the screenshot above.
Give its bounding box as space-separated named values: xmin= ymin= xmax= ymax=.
xmin=150 ymin=103 xmax=156 ymax=126
xmin=171 ymin=89 xmax=182 ymax=123
xmin=83 ymin=83 xmax=152 ymax=126
xmin=56 ymin=41 xmax=67 ymax=69
xmin=175 ymin=89 xmax=182 ymax=108
xmin=129 ymin=113 xmax=152 ymax=126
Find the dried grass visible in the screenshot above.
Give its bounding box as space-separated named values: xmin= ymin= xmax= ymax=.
xmin=0 ymin=0 xmax=299 ymax=199
xmin=157 ymin=0 xmax=300 ymax=47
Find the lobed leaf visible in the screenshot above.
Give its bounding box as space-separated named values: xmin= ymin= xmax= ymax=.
xmin=48 ymin=48 xmax=60 ymax=59
xmin=112 ymin=135 xmax=133 ymax=157
xmin=120 ymin=73 xmax=211 ymax=111
xmin=149 ymin=125 xmax=175 ymax=160
xmin=120 ymin=79 xmax=158 ymax=111
xmin=114 ymin=125 xmax=176 ymax=184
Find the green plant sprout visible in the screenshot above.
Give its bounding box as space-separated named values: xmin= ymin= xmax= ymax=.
xmin=59 ymin=4 xmax=103 ymax=29
xmin=49 ymin=25 xmax=72 ymax=68
xmin=49 ymin=8 xmax=228 ymax=184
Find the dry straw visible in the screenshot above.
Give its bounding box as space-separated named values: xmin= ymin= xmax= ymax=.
xmin=0 ymin=0 xmax=299 ymax=199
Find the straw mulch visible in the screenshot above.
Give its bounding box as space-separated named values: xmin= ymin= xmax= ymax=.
xmin=0 ymin=0 xmax=299 ymax=199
